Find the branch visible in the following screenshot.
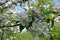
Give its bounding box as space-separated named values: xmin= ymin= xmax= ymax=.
xmin=0 ymin=23 xmax=20 ymax=28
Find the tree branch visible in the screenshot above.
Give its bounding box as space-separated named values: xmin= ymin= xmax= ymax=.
xmin=0 ymin=23 xmax=20 ymax=28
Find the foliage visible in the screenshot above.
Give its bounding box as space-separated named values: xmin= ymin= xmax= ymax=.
xmin=0 ymin=0 xmax=60 ymax=40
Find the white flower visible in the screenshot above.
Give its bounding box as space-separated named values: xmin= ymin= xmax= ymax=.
xmin=24 ymin=6 xmax=29 ymax=10
xmin=6 ymin=39 xmax=9 ymax=40
xmin=32 ymin=21 xmax=41 ymax=30
xmin=54 ymin=16 xmax=60 ymax=22
xmin=5 ymin=1 xmax=12 ymax=7
xmin=32 ymin=7 xmax=40 ymax=13
xmin=30 ymin=6 xmax=33 ymax=9
xmin=9 ymin=9 xmax=17 ymax=13
xmin=0 ymin=29 xmax=2 ymax=32
xmin=17 ymin=12 xmax=30 ymax=26
xmin=43 ymin=4 xmax=50 ymax=9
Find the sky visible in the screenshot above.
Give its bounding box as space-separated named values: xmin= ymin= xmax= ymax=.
xmin=52 ymin=0 xmax=60 ymax=6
